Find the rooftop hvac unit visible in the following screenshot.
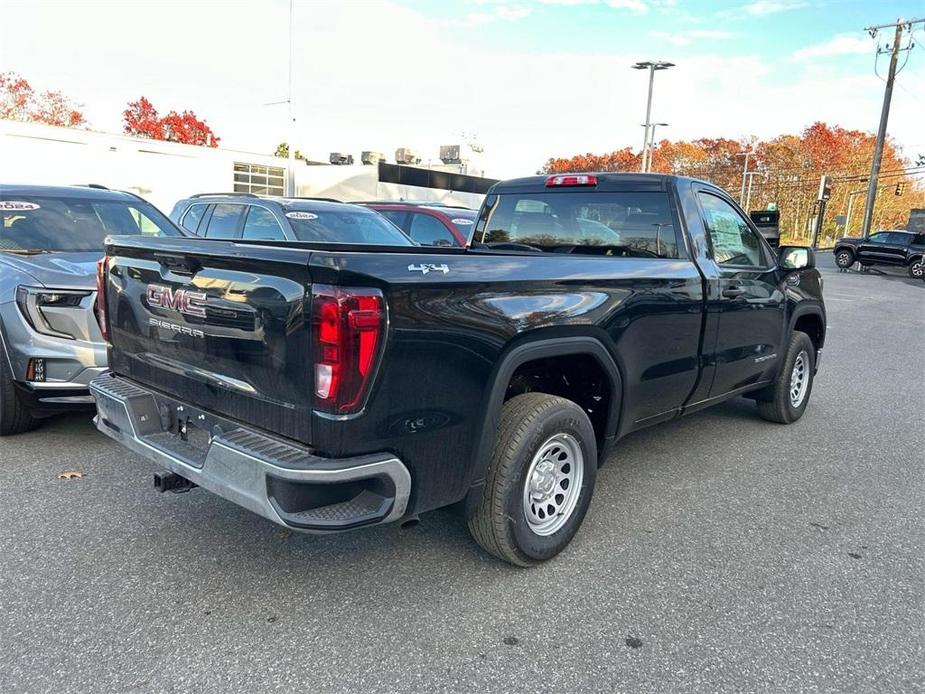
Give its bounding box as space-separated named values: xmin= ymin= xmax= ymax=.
xmin=361 ymin=151 xmax=385 ymax=165
xmin=440 ymin=145 xmax=461 ymax=165
xmin=395 ymin=148 xmax=421 ymax=165
xmin=329 ymin=152 xmax=354 ymax=165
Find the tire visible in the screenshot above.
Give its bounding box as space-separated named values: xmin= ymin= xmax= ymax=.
xmin=908 ymin=258 xmax=925 ymax=280
xmin=756 ymin=331 xmax=815 ymax=425
xmin=835 ymin=248 xmax=854 ymax=269
xmin=0 ymin=341 xmax=37 ymax=436
xmin=468 ymin=393 xmax=597 ymax=566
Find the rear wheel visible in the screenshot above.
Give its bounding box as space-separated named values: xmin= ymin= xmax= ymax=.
xmin=468 ymin=393 xmax=597 ymax=566
xmin=835 ymin=248 xmax=854 ymax=269
xmin=755 ymin=331 xmax=815 ymax=424
xmin=0 ymin=343 xmax=37 ymax=436
xmin=908 ymin=258 xmax=925 ymax=280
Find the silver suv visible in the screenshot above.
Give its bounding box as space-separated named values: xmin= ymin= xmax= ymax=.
xmin=0 ymin=184 xmax=182 ymax=435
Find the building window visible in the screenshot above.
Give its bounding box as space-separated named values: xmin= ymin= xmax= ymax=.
xmin=233 ymin=162 xmax=285 ymax=196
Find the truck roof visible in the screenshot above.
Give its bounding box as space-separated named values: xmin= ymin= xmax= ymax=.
xmin=489 ymin=172 xmax=712 ymax=194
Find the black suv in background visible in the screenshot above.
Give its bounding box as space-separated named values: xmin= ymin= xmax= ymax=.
xmin=168 ymin=193 xmax=414 ymax=245
xmin=833 ymin=230 xmax=925 ymax=279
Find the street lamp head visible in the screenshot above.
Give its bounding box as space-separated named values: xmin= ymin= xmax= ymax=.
xmin=632 ymin=60 xmax=675 ymax=70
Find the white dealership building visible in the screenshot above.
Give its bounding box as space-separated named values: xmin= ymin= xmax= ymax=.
xmin=0 ymin=120 xmax=492 ymax=213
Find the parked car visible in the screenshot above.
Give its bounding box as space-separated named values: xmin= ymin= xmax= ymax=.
xmin=358 ymin=201 xmax=476 ymax=246
xmin=0 ymin=184 xmax=182 ymax=435
xmin=169 ymin=193 xmax=414 ymax=245
xmin=833 ymin=229 xmax=925 ymax=278
xmin=91 ymin=172 xmax=825 ymax=565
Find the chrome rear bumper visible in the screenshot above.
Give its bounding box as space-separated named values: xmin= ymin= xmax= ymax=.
xmin=90 ymin=373 xmax=411 ymax=533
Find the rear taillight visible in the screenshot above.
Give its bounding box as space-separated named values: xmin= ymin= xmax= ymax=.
xmin=95 ymin=257 xmax=109 ymax=342
xmin=545 ymin=174 xmax=598 ymax=187
xmin=312 ymin=285 xmax=385 ymax=415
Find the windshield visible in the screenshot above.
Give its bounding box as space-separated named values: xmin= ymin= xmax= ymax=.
xmin=0 ymin=195 xmax=180 ymax=252
xmin=478 ymin=191 xmax=679 ymax=258
xmin=285 ymin=207 xmax=414 ymax=245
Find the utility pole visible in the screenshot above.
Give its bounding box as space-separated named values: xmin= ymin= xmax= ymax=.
xmin=860 ymin=17 xmax=924 ymax=238
xmin=632 ymin=61 xmax=674 ymax=173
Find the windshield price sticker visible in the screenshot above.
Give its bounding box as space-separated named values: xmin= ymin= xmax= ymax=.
xmin=285 ymin=211 xmax=318 ymax=220
xmin=0 ymin=201 xmax=41 ymax=211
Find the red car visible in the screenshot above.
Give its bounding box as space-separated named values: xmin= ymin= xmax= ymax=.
xmin=359 ymin=202 xmax=476 ymax=247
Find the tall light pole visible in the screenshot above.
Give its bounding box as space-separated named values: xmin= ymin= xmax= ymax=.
xmin=286 ymin=0 xmax=295 ymax=197
xmin=736 ymin=150 xmax=751 ymax=205
xmin=648 ymin=122 xmax=668 ymax=171
xmin=632 ymin=61 xmax=674 ymax=173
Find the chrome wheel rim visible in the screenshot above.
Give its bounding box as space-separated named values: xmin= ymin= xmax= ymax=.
xmin=911 ymin=262 xmax=924 ymax=278
xmin=837 ymin=252 xmax=852 ymax=267
xmin=790 ymin=350 xmax=810 ymax=408
xmin=522 ymin=433 xmax=583 ymax=536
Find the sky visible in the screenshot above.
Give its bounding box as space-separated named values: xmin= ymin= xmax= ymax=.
xmin=1 ymin=0 xmax=923 ymax=178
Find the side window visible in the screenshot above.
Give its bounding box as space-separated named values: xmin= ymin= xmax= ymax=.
xmin=408 ymin=213 xmax=456 ymax=246
xmin=379 ymin=210 xmax=409 ymax=232
xmin=698 ymin=193 xmax=765 ymax=267
xmin=242 ymin=206 xmax=285 ymax=240
xmin=887 ymin=232 xmax=910 ymax=245
xmin=127 ymin=206 xmax=165 ymax=236
xmin=205 ymin=204 xmax=244 ymax=239
xmin=181 ymin=204 xmax=207 ymax=234
xmin=866 ymin=232 xmax=888 ymax=243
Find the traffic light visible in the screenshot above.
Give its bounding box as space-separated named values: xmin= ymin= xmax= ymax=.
xmin=895 ymin=182 xmax=906 ymax=196
xmin=818 ymin=175 xmax=832 ymax=201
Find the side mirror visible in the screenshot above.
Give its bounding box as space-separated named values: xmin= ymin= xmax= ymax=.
xmin=779 ymin=245 xmax=815 ymax=270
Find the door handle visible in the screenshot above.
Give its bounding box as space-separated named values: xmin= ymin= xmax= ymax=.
xmin=722 ymin=286 xmax=746 ymax=298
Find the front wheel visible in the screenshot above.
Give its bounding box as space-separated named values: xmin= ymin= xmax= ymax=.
xmin=0 ymin=342 xmax=37 ymax=436
xmin=468 ymin=393 xmax=597 ymax=566
xmin=908 ymin=258 xmax=925 ymax=280
xmin=755 ymin=331 xmax=816 ymax=424
xmin=835 ymin=248 xmax=854 ymax=269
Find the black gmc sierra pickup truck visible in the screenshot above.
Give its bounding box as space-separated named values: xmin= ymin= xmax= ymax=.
xmin=91 ymin=174 xmax=826 ymax=566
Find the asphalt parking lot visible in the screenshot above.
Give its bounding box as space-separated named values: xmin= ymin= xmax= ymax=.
xmin=1 ymin=256 xmax=922 ymax=693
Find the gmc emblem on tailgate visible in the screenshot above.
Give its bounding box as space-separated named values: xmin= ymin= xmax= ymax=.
xmin=146 ymin=284 xmax=208 ymax=318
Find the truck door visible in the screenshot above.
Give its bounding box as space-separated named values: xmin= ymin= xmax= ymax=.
xmin=695 ymin=190 xmax=786 ymax=397
xmin=857 ymin=231 xmax=904 ymax=265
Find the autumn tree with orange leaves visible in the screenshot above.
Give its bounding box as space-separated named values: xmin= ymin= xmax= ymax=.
xmin=541 ymin=122 xmax=923 ymax=246
xmin=123 ymin=96 xmax=220 ymax=147
xmin=0 ymin=71 xmax=85 ymax=127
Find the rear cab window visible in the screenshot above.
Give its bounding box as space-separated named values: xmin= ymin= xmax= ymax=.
xmin=0 ymin=194 xmax=180 ymax=252
xmin=477 ymin=190 xmax=680 ymax=258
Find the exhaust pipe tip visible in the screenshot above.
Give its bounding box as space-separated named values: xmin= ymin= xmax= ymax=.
xmin=399 ymin=516 xmax=420 ymax=530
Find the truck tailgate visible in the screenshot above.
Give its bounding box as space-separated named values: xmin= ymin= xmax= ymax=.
xmin=103 ymin=238 xmax=315 ymax=443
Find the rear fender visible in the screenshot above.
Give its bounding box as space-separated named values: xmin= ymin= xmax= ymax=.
xmin=462 ymin=335 xmax=624 ymax=517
